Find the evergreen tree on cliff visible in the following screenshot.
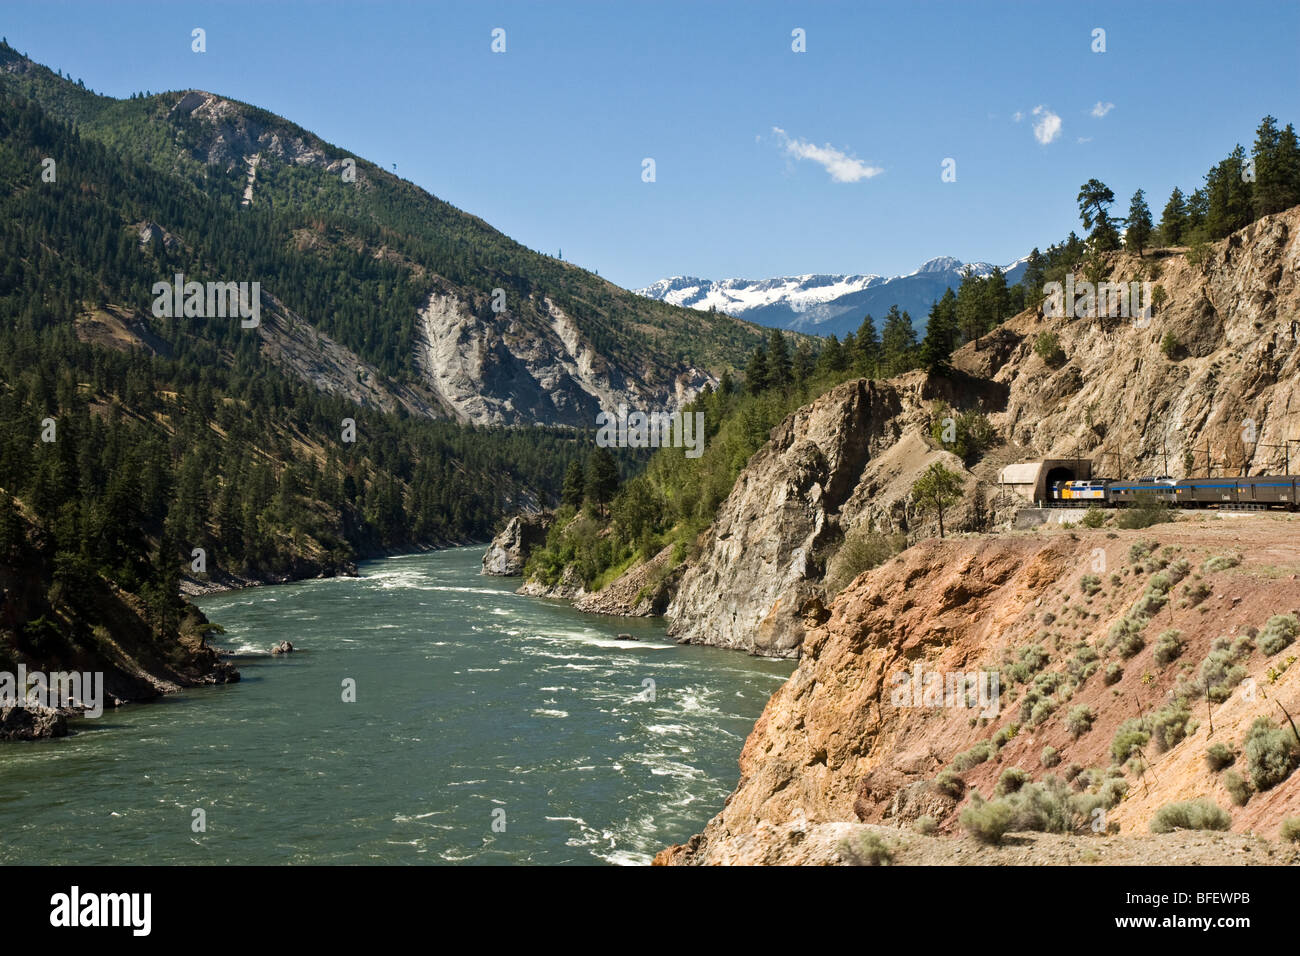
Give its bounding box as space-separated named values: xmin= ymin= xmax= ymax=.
xmin=1126 ymin=189 xmax=1153 ymax=257
xmin=880 ymin=305 xmax=918 ymax=376
xmin=854 ymin=314 xmax=880 ymax=377
xmin=1159 ymin=187 xmax=1187 ymax=246
xmin=956 ymin=266 xmax=985 ymax=351
xmin=1019 ymin=248 xmax=1046 ymax=309
xmin=912 ymin=462 xmax=964 ymax=539
xmin=920 ymin=289 xmax=960 ymax=370
xmin=1077 ymin=179 xmax=1121 ymax=252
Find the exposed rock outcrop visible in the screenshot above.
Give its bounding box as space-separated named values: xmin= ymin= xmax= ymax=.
xmin=482 ymin=513 xmax=554 ymax=576
xmin=516 ymin=564 xmax=587 ymax=601
xmin=664 ymin=207 xmax=1300 ymax=659
xmin=665 ymin=376 xmax=976 ymax=656
xmin=959 ymin=207 xmax=1300 ymax=478
xmin=661 ymin=518 xmax=1300 ymax=863
xmin=0 ymin=704 xmax=68 ymax=741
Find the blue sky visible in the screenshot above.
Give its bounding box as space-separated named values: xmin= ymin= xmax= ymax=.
xmin=6 ymin=1 xmax=1300 ymax=289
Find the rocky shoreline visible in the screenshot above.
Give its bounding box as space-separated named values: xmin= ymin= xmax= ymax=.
xmin=482 ymin=516 xmax=679 ymax=619
xmin=8 ymin=538 xmax=484 ymax=741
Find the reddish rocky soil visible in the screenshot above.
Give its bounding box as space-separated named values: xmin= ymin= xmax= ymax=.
xmin=658 ymin=511 xmax=1300 ymax=864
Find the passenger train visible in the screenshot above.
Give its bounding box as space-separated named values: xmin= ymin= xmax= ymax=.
xmin=1049 ymin=475 xmax=1300 ymax=509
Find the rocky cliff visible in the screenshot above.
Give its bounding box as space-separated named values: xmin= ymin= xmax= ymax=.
xmin=959 ymin=207 xmax=1300 ymax=478
xmin=664 ymin=374 xmax=993 ymax=656
xmin=482 ymin=513 xmax=554 ymax=576
xmin=662 ymin=206 xmax=1300 ymax=658
xmin=658 ymin=517 xmax=1300 ymax=864
xmin=1 ymin=506 xmax=239 ymax=740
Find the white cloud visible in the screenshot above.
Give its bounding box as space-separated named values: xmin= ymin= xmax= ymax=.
xmin=1031 ymin=106 xmax=1062 ymax=145
xmin=1077 ymin=136 xmax=1093 ymax=144
xmin=1012 ymin=110 xmax=1024 ymax=123
xmin=771 ymin=127 xmax=882 ymax=183
xmin=1091 ymin=101 xmax=1115 ymax=118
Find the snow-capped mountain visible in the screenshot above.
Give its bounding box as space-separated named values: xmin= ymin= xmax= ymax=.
xmin=637 ymin=255 xmax=1029 ymax=337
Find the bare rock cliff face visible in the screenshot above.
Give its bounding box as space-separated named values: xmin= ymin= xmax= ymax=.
xmin=962 ymin=207 xmax=1300 ymax=477
xmin=664 ymin=207 xmax=1300 ymax=659
xmin=665 ymin=375 xmax=976 ymax=656
xmin=152 ymin=90 xmax=731 ymax=428
xmin=481 ymin=513 xmax=553 ymax=576
xmin=413 ymin=290 xmax=717 ymax=427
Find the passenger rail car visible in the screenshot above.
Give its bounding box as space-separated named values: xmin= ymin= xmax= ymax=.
xmin=1106 ymin=477 xmax=1177 ymax=504
xmin=1175 ymin=476 xmax=1300 ymax=507
xmin=1047 ymin=475 xmax=1300 ymax=510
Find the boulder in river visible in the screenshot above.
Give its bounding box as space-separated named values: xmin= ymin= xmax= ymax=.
xmin=0 ymin=703 xmax=68 ymax=740
xmin=270 ymin=640 xmax=295 ymax=656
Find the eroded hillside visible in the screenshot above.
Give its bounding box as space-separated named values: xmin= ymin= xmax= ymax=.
xmin=658 ymin=515 xmax=1300 ymax=864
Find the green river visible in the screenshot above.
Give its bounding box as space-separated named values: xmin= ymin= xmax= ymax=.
xmin=0 ymin=547 xmax=792 ymax=865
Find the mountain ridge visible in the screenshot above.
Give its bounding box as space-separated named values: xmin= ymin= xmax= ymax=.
xmin=0 ymin=43 xmax=769 ymax=426
xmin=637 ymin=255 xmax=1031 ymax=336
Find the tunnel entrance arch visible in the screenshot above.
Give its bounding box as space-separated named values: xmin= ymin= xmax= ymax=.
xmin=1035 ymin=460 xmax=1091 ymax=503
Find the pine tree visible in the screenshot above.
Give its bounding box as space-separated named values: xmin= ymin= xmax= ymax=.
xmin=854 ymin=314 xmax=880 ymax=376
xmin=1204 ymin=145 xmax=1254 ymax=239
xmin=1253 ymin=116 xmax=1300 ymax=217
xmin=1185 ymin=187 xmax=1208 ymax=238
xmin=956 ymin=267 xmax=985 ymax=350
xmin=1077 ymin=179 xmax=1120 ymax=251
xmin=815 ymin=334 xmax=846 ymax=375
xmin=985 ymin=267 xmax=1009 ymax=333
xmin=1125 ymin=189 xmax=1153 ymax=257
xmin=920 ymin=289 xmax=960 ymax=369
xmin=745 ymin=344 xmax=770 ymax=395
xmin=1019 ymin=248 xmax=1046 ymax=308
xmin=1159 ymin=187 xmax=1187 ymax=246
xmin=561 ymin=459 xmax=585 ymax=509
xmin=792 ymin=340 xmax=814 ymax=386
xmin=880 ymin=305 xmax=918 ymax=376
xmin=583 ymin=447 xmax=620 ymax=515
xmin=766 ymin=328 xmax=792 ymax=390
xmin=911 ymin=461 xmax=965 ymax=539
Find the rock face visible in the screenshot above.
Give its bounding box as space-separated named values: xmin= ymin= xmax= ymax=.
xmin=0 ymin=704 xmax=68 ymax=741
xmin=481 ymin=513 xmax=554 ymax=576
xmin=516 ymin=564 xmax=586 ymax=601
xmin=132 ymin=84 xmax=756 ymax=428
xmin=665 ymin=376 xmax=976 ymax=657
xmin=659 ymin=520 xmax=1300 ymax=864
xmin=958 ymin=207 xmax=1300 ymax=478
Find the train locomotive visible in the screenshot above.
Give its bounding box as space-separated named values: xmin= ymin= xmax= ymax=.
xmin=1049 ymin=475 xmax=1300 ymax=509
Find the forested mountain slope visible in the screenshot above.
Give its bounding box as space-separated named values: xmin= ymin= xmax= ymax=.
xmin=0 ymin=43 xmax=766 ymax=425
